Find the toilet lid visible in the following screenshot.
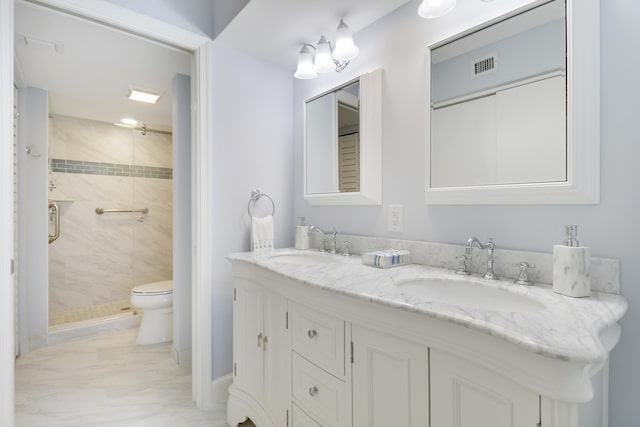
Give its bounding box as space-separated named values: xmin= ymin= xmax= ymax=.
xmin=132 ymin=280 xmax=173 ymax=296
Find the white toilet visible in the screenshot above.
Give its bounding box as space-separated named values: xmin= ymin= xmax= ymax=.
xmin=131 ymin=280 xmax=174 ymax=345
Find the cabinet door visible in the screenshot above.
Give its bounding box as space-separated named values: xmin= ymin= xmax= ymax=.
xmin=262 ymin=290 xmax=289 ymax=427
xmin=430 ymin=349 xmax=539 ymax=427
xmin=352 ymin=325 xmax=430 ymax=427
xmin=233 ymin=281 xmax=262 ymax=398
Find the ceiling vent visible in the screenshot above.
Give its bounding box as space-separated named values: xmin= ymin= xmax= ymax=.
xmin=472 ymin=54 xmax=497 ymax=78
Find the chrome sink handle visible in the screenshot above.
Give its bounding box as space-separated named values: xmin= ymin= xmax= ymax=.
xmin=455 ymin=254 xmax=471 ymax=275
xmin=343 ymin=241 xmax=351 ymax=257
xmin=514 ymin=261 xmax=536 ymax=286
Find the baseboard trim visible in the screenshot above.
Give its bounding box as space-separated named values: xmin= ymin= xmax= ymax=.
xmin=212 ymin=374 xmax=232 ymax=403
xmin=171 ymin=346 xmax=192 ymax=371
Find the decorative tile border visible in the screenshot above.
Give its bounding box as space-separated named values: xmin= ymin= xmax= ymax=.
xmin=51 ymin=158 xmax=172 ymax=180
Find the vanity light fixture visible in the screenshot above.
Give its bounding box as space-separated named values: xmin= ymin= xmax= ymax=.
xmin=127 ymin=88 xmax=161 ymax=104
xmin=293 ymin=19 xmax=359 ymax=80
xmin=418 ymin=0 xmax=456 ymax=19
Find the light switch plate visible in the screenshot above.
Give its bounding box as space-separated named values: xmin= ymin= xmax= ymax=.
xmin=388 ymin=205 xmax=403 ymax=232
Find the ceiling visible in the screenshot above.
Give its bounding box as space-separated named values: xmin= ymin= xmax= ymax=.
xmin=14 ymin=1 xmax=191 ymax=132
xmin=14 ymin=0 xmax=414 ymax=130
xmin=216 ymin=0 xmax=414 ymax=71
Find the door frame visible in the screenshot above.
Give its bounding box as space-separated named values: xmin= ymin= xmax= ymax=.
xmin=0 ymin=1 xmax=216 ymax=424
xmin=0 ymin=1 xmax=16 ymax=425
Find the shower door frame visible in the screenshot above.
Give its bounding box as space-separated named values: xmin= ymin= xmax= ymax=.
xmin=0 ymin=0 xmax=216 ymax=421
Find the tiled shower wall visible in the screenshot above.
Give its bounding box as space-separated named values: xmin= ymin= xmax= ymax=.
xmin=48 ymin=117 xmax=173 ymax=313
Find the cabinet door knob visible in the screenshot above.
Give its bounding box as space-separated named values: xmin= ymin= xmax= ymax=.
xmin=308 ymin=386 xmax=318 ymax=397
xmin=307 ymin=329 xmax=317 ymax=339
xmin=257 ymin=332 xmax=263 ymax=347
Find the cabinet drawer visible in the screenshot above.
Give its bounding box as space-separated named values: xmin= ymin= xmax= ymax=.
xmin=292 ymin=402 xmax=322 ymax=427
xmin=292 ymin=352 xmax=349 ymax=427
xmin=291 ymin=302 xmax=345 ymax=377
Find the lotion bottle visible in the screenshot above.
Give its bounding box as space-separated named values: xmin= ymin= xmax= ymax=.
xmin=552 ymin=225 xmax=590 ymax=297
xmin=295 ymin=216 xmax=310 ymax=250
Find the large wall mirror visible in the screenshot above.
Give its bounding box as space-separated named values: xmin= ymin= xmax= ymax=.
xmin=426 ymin=0 xmax=600 ymax=204
xmin=304 ymin=69 xmax=382 ymax=205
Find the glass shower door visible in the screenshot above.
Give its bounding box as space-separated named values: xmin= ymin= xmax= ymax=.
xmin=131 ymin=126 xmax=173 ymax=289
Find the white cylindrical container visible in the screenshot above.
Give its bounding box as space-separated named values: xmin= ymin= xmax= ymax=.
xmin=295 ymin=226 xmax=309 ymax=250
xmin=552 ymin=225 xmax=591 ymax=298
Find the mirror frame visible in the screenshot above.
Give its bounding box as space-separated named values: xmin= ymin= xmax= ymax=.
xmin=425 ymin=0 xmax=599 ymax=205
xmin=304 ymin=68 xmax=382 ymax=206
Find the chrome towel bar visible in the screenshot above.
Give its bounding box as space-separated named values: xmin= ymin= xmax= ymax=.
xmin=95 ymin=207 xmax=149 ymax=215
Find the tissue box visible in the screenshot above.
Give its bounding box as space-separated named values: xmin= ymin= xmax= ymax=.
xmin=362 ymin=249 xmax=411 ymax=269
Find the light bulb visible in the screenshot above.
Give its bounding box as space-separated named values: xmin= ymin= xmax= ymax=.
xmin=313 ymin=36 xmax=336 ymax=73
xmin=333 ymin=19 xmax=359 ymax=61
xmin=418 ymin=0 xmax=456 ymax=19
xmin=294 ymin=44 xmax=318 ymax=79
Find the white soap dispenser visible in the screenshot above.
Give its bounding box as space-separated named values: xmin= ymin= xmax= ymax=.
xmin=552 ymin=225 xmax=590 ymax=297
xmin=295 ymin=216 xmax=310 ymax=250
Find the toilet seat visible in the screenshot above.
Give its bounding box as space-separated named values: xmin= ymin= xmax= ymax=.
xmin=132 ymin=280 xmax=173 ymax=296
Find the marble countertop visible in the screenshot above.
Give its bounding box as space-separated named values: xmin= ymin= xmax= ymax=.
xmin=228 ymin=248 xmax=628 ymax=364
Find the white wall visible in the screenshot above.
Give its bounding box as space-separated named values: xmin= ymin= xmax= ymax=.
xmin=210 ymin=40 xmax=293 ymax=378
xmin=293 ymin=1 xmax=640 ymax=425
xmin=102 ymin=0 xmax=249 ymax=39
xmin=103 ymin=0 xmax=214 ymax=38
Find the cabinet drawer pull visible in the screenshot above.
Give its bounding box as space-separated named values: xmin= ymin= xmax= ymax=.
xmin=308 ymin=386 xmax=318 ymax=397
xmin=307 ymin=329 xmax=317 ymax=339
xmin=257 ymin=332 xmax=263 ymax=347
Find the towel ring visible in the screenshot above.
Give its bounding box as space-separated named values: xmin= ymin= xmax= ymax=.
xmin=248 ymin=189 xmax=275 ymax=217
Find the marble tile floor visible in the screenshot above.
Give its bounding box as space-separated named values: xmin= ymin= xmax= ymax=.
xmin=49 ymin=299 xmax=135 ymax=328
xmin=15 ymin=328 xmax=249 ymax=427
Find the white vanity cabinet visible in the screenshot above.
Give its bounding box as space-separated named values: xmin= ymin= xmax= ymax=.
xmin=290 ymin=302 xmax=350 ymax=427
xmin=351 ymin=325 xmax=430 ymax=426
xmin=430 ymin=348 xmax=540 ymax=427
xmin=231 ymin=276 xmax=289 ymax=427
xmin=227 ymin=259 xmax=619 ymax=427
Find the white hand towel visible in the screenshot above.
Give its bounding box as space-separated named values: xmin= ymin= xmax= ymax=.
xmin=251 ymin=215 xmax=274 ymax=252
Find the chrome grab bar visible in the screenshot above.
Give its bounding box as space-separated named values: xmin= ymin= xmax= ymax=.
xmin=95 ymin=207 xmax=149 ymax=215
xmin=48 ymin=201 xmax=60 ymax=244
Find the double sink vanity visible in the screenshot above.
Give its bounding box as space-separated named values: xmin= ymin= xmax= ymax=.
xmin=227 ymin=242 xmax=627 ymax=427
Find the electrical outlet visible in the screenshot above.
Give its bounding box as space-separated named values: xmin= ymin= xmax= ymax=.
xmin=388 ymin=205 xmax=403 ymax=232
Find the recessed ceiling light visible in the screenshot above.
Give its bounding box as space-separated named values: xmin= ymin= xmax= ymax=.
xmin=127 ymin=88 xmax=161 ymax=104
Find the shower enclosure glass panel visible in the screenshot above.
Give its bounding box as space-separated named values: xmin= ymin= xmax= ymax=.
xmin=131 ymin=128 xmax=173 ymax=287
xmin=47 ymin=117 xmax=173 ymax=328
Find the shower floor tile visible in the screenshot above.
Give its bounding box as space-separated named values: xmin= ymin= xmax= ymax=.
xmin=49 ymin=299 xmax=136 ymax=327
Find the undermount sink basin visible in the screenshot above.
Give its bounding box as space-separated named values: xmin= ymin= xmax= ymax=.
xmin=398 ymin=279 xmax=545 ymax=313
xmin=269 ymin=253 xmax=336 ymax=266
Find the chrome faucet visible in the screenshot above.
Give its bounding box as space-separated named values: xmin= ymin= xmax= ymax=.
xmin=308 ymin=226 xmax=326 ymax=251
xmin=308 ymin=226 xmax=338 ymax=253
xmin=329 ymin=228 xmax=338 ymax=254
xmin=466 ymin=237 xmax=498 ymax=280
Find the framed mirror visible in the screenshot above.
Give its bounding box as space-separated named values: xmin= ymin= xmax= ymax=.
xmin=304 ymin=69 xmax=382 ymax=205
xmin=426 ymin=0 xmax=599 ymax=204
